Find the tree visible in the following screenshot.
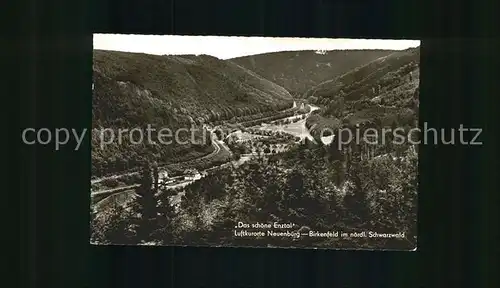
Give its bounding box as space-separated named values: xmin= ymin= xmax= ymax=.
xmin=214 ymin=129 xmax=223 ymax=140
xmin=152 ymin=162 xmax=159 ymax=194
xmin=150 ymin=193 xmax=177 ymax=243
xmin=90 ymin=204 xmax=139 ymax=245
xmin=413 ymin=86 xmax=419 ymax=100
xmin=373 ymin=116 xmax=383 ymax=129
xmin=368 ymin=149 xmax=418 ymax=247
xmin=328 ymin=130 xmax=343 ymax=162
xmin=210 ymin=190 xmax=240 ymax=244
xmin=237 ymin=145 xmax=247 ymax=155
xmin=343 ymin=160 xmax=370 ymax=225
xmin=135 ymin=161 xmax=157 ymax=241
xmin=332 ymin=160 xmax=345 ymax=186
xmin=232 ymin=152 xmax=241 ymax=161
xmin=102 ymin=178 xmax=119 ymax=188
xmin=380 ymin=97 xmax=385 ymax=106
xmin=285 ymin=170 xmax=306 ymax=222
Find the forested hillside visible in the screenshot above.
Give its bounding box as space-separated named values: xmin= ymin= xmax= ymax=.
xmin=305 ymin=47 xmax=420 ymax=136
xmin=230 ymin=50 xmax=394 ymax=97
xmin=92 ymin=50 xmax=294 ymax=177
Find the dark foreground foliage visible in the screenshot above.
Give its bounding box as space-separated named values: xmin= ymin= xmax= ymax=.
xmin=91 ymin=142 xmax=417 ymax=249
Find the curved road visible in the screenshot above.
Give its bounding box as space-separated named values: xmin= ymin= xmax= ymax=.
xmin=90 ymin=102 xmax=299 ymax=185
xmin=91 ymin=103 xmax=299 ymax=187
xmin=91 ymin=134 xmax=221 ymax=186
xmin=91 ymin=134 xmax=226 ymax=197
xmin=91 ymin=102 xmax=317 ymax=205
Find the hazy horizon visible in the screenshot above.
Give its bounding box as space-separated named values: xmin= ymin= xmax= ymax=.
xmin=93 ymin=34 xmax=420 ymax=59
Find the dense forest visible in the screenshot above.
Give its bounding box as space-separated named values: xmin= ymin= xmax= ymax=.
xmin=305 ymin=47 xmax=420 ymax=138
xmin=91 ymin=138 xmax=417 ymax=249
xmin=92 ymin=50 xmax=294 ymax=177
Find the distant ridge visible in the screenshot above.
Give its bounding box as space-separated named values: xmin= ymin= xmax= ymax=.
xmin=305 ymin=46 xmax=420 ymax=137
xmin=230 ymin=49 xmax=394 ymax=97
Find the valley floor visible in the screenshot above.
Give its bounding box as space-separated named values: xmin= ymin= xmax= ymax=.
xmin=91 ymin=103 xmax=319 ymax=207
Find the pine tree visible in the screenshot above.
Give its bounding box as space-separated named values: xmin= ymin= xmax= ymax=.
xmin=327 ymin=129 xmax=346 ymax=186
xmin=391 ymin=119 xmax=399 ymax=131
xmin=344 ymin=157 xmax=370 ymax=225
xmin=328 ymin=129 xmax=343 ymax=161
xmin=152 ymin=162 xmax=159 ymax=194
xmin=135 ymin=161 xmax=157 ymax=241
xmin=285 ymin=170 xmax=306 ymax=222
xmin=151 ymin=192 xmax=177 ymax=243
xmin=374 ymin=116 xmax=383 ymax=129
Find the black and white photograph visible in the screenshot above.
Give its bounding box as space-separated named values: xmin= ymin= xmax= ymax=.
xmin=90 ymin=34 xmax=420 ymax=250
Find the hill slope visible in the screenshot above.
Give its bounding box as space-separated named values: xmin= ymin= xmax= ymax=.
xmin=230 ymin=49 xmax=394 ymax=97
xmin=92 ymin=50 xmax=295 ymax=177
xmin=93 ymin=50 xmax=294 ymax=125
xmin=305 ymin=47 xmax=420 ymax=136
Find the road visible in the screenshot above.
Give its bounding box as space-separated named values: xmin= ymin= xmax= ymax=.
xmin=91 ymin=102 xmax=317 ymax=206
xmin=91 ymin=132 xmax=224 ymax=186
xmin=90 ymin=126 xmax=233 ymax=206
xmin=91 ymin=140 xmax=220 ymax=186
xmin=91 ymin=102 xmax=300 ymax=185
xmin=92 ymin=147 xmax=235 ymax=210
xmin=91 ymin=136 xmax=224 ymax=195
xmin=91 ymin=104 xmax=298 ymax=188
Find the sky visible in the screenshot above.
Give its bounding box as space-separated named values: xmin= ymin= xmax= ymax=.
xmin=93 ymin=34 xmax=420 ymax=60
